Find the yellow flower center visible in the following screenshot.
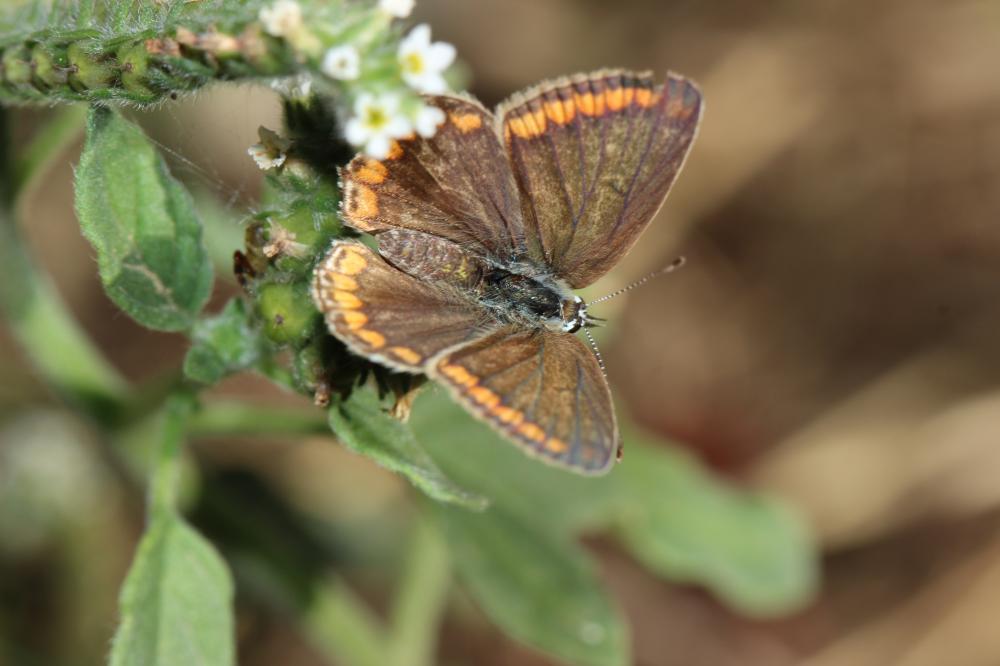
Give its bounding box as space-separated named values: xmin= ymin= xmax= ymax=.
xmin=364 ymin=106 xmax=388 ymax=129
xmin=403 ymin=52 xmax=425 ymax=75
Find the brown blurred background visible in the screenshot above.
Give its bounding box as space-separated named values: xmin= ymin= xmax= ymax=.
xmin=3 ymin=0 xmax=1000 ymax=664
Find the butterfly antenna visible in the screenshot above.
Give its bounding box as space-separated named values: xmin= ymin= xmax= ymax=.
xmin=587 ymin=256 xmax=686 ymax=306
xmin=583 ymin=327 xmax=607 ymax=378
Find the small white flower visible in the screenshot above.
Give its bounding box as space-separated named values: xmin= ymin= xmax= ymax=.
xmin=247 ymin=127 xmax=291 ymax=170
xmin=379 ymin=0 xmax=415 ymax=18
xmin=412 ymin=103 xmax=445 ymax=138
xmin=259 ymin=0 xmax=303 ymax=37
xmin=321 ymin=45 xmax=361 ymax=81
xmin=271 ymin=74 xmax=312 ymax=98
xmin=398 ymin=24 xmax=455 ymax=94
xmin=345 ymin=93 xmax=413 ymax=158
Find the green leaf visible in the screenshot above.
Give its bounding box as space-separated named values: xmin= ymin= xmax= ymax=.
xmin=437 ymin=504 xmax=628 ymax=666
xmin=184 ymin=299 xmax=262 ymax=384
xmin=411 ymin=392 xmax=817 ymax=616
xmin=615 ymin=439 xmax=818 ymax=617
xmin=328 ymin=390 xmax=488 ymax=510
xmin=75 ymin=106 xmax=212 ymax=331
xmin=410 ymin=392 xmax=623 ymax=536
xmin=110 ymin=509 xmax=235 ymax=666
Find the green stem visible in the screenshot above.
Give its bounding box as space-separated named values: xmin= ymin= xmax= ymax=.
xmin=150 ymin=391 xmax=196 ymax=512
xmin=188 ymin=400 xmax=328 ymax=438
xmin=304 ymin=578 xmax=389 ymax=666
xmin=0 ymin=106 xmax=127 ymax=420
xmin=387 ymin=517 xmax=451 ymax=666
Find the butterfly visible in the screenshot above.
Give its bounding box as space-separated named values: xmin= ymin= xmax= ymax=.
xmin=312 ymin=69 xmax=702 ymax=474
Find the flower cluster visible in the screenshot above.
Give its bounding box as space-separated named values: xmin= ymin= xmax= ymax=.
xmin=254 ymin=0 xmax=457 ymax=160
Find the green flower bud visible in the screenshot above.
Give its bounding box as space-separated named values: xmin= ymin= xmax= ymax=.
xmin=66 ymin=42 xmax=114 ymax=91
xmin=257 ymin=281 xmax=318 ymax=347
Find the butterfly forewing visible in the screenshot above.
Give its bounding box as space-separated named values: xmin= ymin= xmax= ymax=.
xmin=312 ymin=241 xmax=495 ymax=373
xmin=430 ymin=327 xmax=618 ymax=474
xmin=340 ymin=95 xmax=526 ymax=263
xmin=498 ymin=70 xmax=702 ymax=288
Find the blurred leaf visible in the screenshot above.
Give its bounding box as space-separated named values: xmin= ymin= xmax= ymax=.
xmin=75 ymin=106 xmax=212 ymax=331
xmin=411 ymin=392 xmax=623 ymax=535
xmin=437 ymin=504 xmax=628 ymax=666
xmin=412 ymin=391 xmax=817 ymax=616
xmin=109 ymin=509 xmax=234 ymax=666
xmin=615 ymin=439 xmax=817 ymax=617
xmin=184 ymin=298 xmax=262 ymax=384
xmin=328 ymin=390 xmax=488 ymax=510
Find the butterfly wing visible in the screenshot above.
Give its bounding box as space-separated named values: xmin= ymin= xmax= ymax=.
xmin=340 ymin=95 xmax=527 ymax=263
xmin=312 ymin=240 xmax=496 ymax=372
xmin=429 ymin=326 xmax=618 ymax=474
xmin=498 ymin=70 xmax=702 ymax=288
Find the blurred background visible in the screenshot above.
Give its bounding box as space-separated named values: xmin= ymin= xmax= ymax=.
xmin=3 ymin=0 xmax=1000 ymax=664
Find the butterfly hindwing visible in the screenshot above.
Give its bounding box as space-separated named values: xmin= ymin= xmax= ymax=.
xmin=429 ymin=326 xmax=618 ymax=474
xmin=312 ymin=240 xmax=495 ymax=373
xmin=498 ymin=70 xmax=702 ymax=288
xmin=340 ymin=95 xmax=527 ymax=263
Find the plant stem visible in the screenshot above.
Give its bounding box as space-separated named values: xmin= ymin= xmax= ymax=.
xmin=387 ymin=516 xmax=451 ymax=666
xmin=150 ymin=391 xmax=196 ymax=512
xmin=304 ymin=578 xmax=389 ymax=666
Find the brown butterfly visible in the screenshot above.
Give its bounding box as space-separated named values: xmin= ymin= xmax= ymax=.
xmin=313 ymin=69 xmax=702 ymax=474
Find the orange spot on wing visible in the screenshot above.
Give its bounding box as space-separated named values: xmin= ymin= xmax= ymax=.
xmin=390 ymin=346 xmax=422 ymax=365
xmin=335 ymin=248 xmax=368 ymax=275
xmin=606 ymin=86 xmax=625 ymax=111
xmin=545 ymin=437 xmax=568 ymax=454
xmin=354 ymin=159 xmax=387 ymax=185
xmin=331 ymin=274 xmax=357 ymax=290
xmin=493 ymin=406 xmax=523 ymax=426
xmin=508 ymin=116 xmax=531 ymax=139
xmin=386 ymin=140 xmax=403 ymax=160
xmin=356 ymin=329 xmax=386 ymax=349
xmin=333 ymin=290 xmax=362 ymax=309
xmin=543 ymin=100 xmax=571 ymax=125
xmin=346 ymin=182 xmax=379 ymax=220
xmin=449 ymin=112 xmax=482 ymax=133
xmin=441 ymin=363 xmax=478 ymax=388
xmin=575 ymin=92 xmax=596 ymax=116
xmin=517 ymin=422 xmax=545 ymax=443
xmin=635 ymin=88 xmax=653 ymax=108
xmin=469 ymin=386 xmax=500 ymax=409
xmin=622 ymin=86 xmax=636 ymax=107
xmin=341 ymin=310 xmax=367 ymax=330
xmin=528 ymin=108 xmax=546 ymax=135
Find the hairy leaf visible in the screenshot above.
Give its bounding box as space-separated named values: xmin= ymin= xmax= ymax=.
xmin=328 ymin=390 xmax=488 ymax=510
xmin=437 ymin=504 xmax=628 ymax=666
xmin=184 ymin=298 xmax=262 ymax=384
xmin=75 ymin=106 xmax=212 ymax=331
xmin=615 ymin=440 xmax=818 ymax=617
xmin=110 ymin=509 xmax=235 ymax=666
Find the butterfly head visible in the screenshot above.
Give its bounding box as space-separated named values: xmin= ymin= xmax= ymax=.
xmin=559 ymin=295 xmax=599 ymax=334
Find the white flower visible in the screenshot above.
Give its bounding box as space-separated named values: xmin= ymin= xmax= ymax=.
xmin=345 ymin=93 xmax=413 ymax=158
xmin=321 ymin=45 xmax=361 ymax=80
xmin=412 ymin=103 xmax=445 ymax=138
xmin=379 ymin=0 xmax=415 ymax=18
xmin=259 ymin=0 xmax=303 ymax=37
xmin=398 ymin=24 xmax=455 ymax=94
xmin=271 ymin=74 xmax=312 ymax=98
xmin=247 ymin=127 xmax=291 ymax=170
xmin=248 ymin=143 xmax=286 ymax=170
